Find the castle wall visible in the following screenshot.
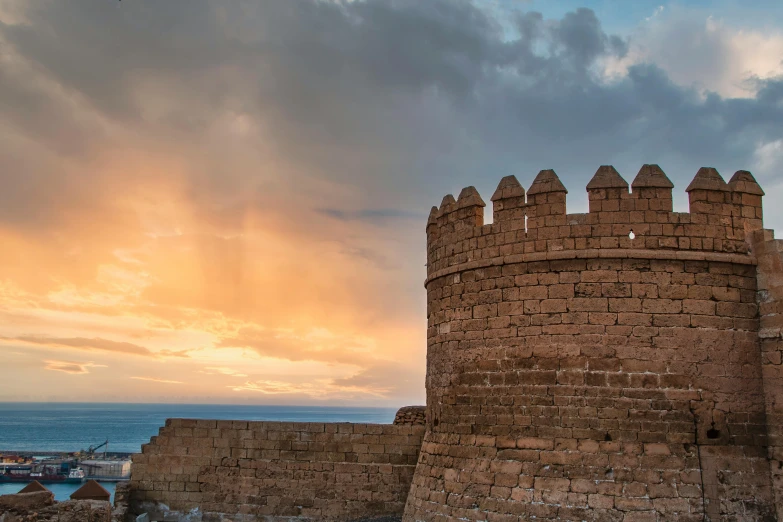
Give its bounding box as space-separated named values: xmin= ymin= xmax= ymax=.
xmin=129 ymin=420 xmax=424 ymax=521
xmin=754 ymin=230 xmax=783 ymax=520
xmin=405 ymin=166 xmax=776 ymax=521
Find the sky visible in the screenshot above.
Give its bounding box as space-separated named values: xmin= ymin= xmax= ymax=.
xmin=0 ymin=0 xmax=782 ymax=406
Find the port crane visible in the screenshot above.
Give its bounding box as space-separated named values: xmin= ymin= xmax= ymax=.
xmin=78 ymin=439 xmax=109 ymax=459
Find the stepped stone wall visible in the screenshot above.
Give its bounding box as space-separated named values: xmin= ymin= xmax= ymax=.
xmin=129 ymin=419 xmax=424 ymax=521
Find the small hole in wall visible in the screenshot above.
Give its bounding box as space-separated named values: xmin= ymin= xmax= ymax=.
xmin=524 ymin=214 xmax=528 ymax=233
xmin=433 ymin=418 xmax=439 ymax=427
xmin=706 ymin=427 xmax=720 ymax=439
xmin=629 ymin=230 xmax=636 ymax=240
xmin=604 ymin=432 xmax=612 ymax=442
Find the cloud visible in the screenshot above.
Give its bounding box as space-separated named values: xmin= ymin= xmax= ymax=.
xmin=130 ymin=376 xmax=183 ymax=385
xmin=331 ymin=363 xmax=418 ymax=392
xmin=229 ymin=377 xmax=390 ymax=399
xmin=1 ymin=0 xmax=783 ymax=404
xmin=44 ymin=359 xmax=106 ymax=375
xmin=1 ymin=335 xmax=194 ymax=360
xmin=216 ymin=327 xmax=380 ymax=367
xmin=201 ymin=366 xmax=248 ymax=377
xmin=608 ymin=5 xmax=783 ymax=99
xmin=316 ymin=208 xmax=424 ymax=223
xmin=336 ymin=361 xmax=426 ymax=400
xmin=645 ymin=5 xmax=665 ymax=23
xmin=2 ymin=0 xmax=782 ymax=215
xmin=3 ymin=0 xmax=782 ymax=243
xmin=158 ymin=349 xmax=192 ymax=358
xmin=228 ymin=360 xmax=419 ymax=400
xmin=227 ymin=358 xmax=421 ymax=401
xmin=7 ymin=336 xmax=155 ymax=356
xmin=229 ymin=380 xmax=323 ymax=396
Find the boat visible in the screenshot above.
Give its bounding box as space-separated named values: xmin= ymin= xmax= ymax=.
xmin=67 ymin=468 xmax=86 ymax=482
xmin=0 ymin=465 xmax=85 ymax=484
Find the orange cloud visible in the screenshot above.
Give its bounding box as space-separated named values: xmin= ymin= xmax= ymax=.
xmin=44 ymin=360 xmax=106 ymax=375
xmin=9 ymin=336 xmax=153 ymax=355
xmin=130 ymin=377 xmax=184 ymax=385
xmin=201 ymin=367 xmax=248 ymax=377
xmin=229 ymin=377 xmax=390 ymax=400
xmin=158 ymin=349 xmax=192 ymax=358
xmin=216 ymin=327 xmax=379 ymax=366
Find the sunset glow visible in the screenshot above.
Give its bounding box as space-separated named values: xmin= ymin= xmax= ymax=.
xmin=2 ymin=0 xmax=783 ymax=405
xmin=0 ymin=134 xmax=426 ymax=404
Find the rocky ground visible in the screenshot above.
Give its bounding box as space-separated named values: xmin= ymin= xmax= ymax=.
xmin=0 ymin=483 xmax=130 ymax=522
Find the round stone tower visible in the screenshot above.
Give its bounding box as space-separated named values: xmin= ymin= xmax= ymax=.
xmin=403 ymin=166 xmax=777 ymax=521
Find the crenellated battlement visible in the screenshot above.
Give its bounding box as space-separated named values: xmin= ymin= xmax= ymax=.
xmin=427 ymin=164 xmax=765 ymax=280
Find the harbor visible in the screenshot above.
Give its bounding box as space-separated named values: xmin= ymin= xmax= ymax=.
xmin=0 ymin=440 xmax=132 ymax=485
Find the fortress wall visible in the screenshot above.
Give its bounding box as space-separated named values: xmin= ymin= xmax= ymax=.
xmin=129 ymin=420 xmax=424 ymax=521
xmin=754 ymin=231 xmax=783 ymax=520
xmin=405 ymin=166 xmax=775 ymax=521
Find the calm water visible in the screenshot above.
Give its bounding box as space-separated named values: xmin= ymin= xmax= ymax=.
xmin=0 ymin=403 xmax=397 ymax=453
xmin=0 ymin=402 xmax=397 ymax=501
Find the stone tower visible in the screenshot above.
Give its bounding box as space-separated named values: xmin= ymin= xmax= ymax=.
xmin=403 ymin=165 xmax=783 ymax=521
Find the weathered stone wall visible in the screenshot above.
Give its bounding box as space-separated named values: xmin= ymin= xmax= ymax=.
xmin=394 ymin=406 xmax=426 ymax=426
xmin=404 ymin=166 xmax=777 ymax=521
xmin=112 ymin=481 xmax=131 ymax=521
xmin=754 ymin=230 xmax=783 ymax=520
xmin=130 ymin=420 xmax=424 ymax=521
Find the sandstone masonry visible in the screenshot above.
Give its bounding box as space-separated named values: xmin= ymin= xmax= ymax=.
xmin=129 ymin=421 xmax=424 ymax=521
xmin=394 ymin=407 xmax=426 ymax=426
xmin=129 ymin=164 xmax=783 ymax=521
xmin=404 ymin=165 xmax=778 ymax=521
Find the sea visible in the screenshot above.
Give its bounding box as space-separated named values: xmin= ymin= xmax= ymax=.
xmin=0 ymin=402 xmax=397 ymax=501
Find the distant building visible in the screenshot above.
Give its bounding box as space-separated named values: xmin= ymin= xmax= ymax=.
xmin=80 ymin=459 xmax=131 ymax=479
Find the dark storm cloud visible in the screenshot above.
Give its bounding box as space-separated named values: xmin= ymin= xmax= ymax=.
xmin=756 ymin=76 xmax=783 ymax=106
xmin=1 ymin=0 xmax=782 ymax=220
xmin=549 ymin=8 xmax=627 ymax=70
